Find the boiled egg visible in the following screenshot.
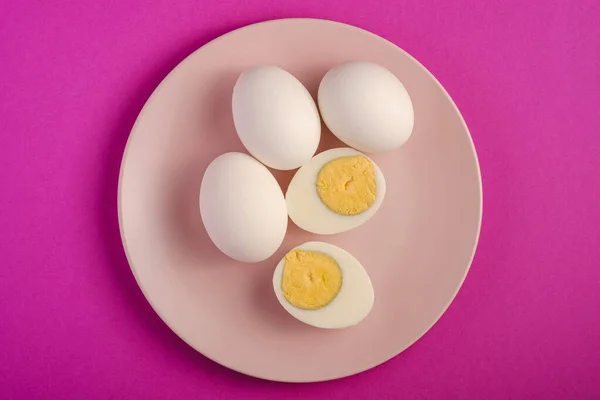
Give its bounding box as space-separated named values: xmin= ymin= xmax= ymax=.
xmin=232 ymin=66 xmax=321 ymax=170
xmin=199 ymin=152 xmax=287 ymax=262
xmin=318 ymin=61 xmax=414 ymax=153
xmin=272 ymin=241 xmax=374 ymax=329
xmin=286 ymin=147 xmax=386 ymax=235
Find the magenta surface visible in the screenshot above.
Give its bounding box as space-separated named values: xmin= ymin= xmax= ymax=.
xmin=1 ymin=1 xmax=599 ymax=399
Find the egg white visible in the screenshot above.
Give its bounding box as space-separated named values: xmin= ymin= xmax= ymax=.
xmin=285 ymin=147 xmax=386 ymax=235
xmin=272 ymin=242 xmax=374 ymax=329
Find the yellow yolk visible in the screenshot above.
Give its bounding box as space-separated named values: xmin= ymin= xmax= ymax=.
xmin=281 ymin=250 xmax=343 ymax=310
xmin=316 ymin=156 xmax=377 ymax=215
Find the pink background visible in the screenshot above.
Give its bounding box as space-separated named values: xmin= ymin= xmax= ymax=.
xmin=1 ymin=1 xmax=599 ymax=399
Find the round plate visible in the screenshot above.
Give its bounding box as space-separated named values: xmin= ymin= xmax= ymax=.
xmin=118 ymin=18 xmax=482 ymax=382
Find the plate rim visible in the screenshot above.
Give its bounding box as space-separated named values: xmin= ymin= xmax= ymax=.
xmin=117 ymin=17 xmax=483 ymax=383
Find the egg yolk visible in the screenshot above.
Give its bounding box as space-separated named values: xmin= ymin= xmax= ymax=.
xmin=281 ymin=250 xmax=343 ymax=310
xmin=316 ymin=156 xmax=377 ymax=215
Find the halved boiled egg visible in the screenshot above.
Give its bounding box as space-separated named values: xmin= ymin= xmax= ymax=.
xmin=286 ymin=147 xmax=386 ymax=235
xmin=272 ymin=242 xmax=375 ymax=329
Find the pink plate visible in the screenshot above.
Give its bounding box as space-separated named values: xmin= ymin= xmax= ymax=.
xmin=118 ymin=18 xmax=482 ymax=382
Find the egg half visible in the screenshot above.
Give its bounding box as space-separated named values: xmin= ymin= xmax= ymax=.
xmin=272 ymin=241 xmax=374 ymax=329
xmin=286 ymin=147 xmax=386 ymax=235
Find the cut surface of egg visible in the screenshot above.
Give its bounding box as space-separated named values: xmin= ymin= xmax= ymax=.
xmin=272 ymin=242 xmax=374 ymax=329
xmin=318 ymin=61 xmax=414 ymax=153
xmin=232 ymin=66 xmax=321 ymax=170
xmin=286 ymin=147 xmax=386 ymax=235
xmin=199 ymin=152 xmax=288 ymax=263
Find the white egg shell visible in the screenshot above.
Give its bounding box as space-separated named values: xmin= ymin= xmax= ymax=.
xmin=318 ymin=61 xmax=414 ymax=153
xmin=199 ymin=152 xmax=288 ymax=262
xmin=286 ymin=147 xmax=386 ymax=235
xmin=232 ymin=66 xmax=321 ymax=170
xmin=273 ymin=241 xmax=375 ymax=329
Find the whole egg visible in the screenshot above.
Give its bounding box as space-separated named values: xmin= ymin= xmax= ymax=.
xmin=232 ymin=66 xmax=321 ymax=170
xmin=199 ymin=152 xmax=288 ymax=262
xmin=318 ymin=61 xmax=414 ymax=153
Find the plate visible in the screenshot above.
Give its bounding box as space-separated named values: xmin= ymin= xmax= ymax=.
xmin=118 ymin=18 xmax=482 ymax=382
